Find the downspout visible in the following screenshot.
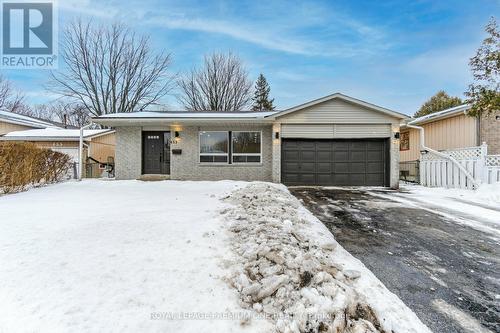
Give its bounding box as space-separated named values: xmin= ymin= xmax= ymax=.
xmin=407 ymin=120 xmax=479 ymax=188
xmin=79 ymin=123 xmax=93 ymax=181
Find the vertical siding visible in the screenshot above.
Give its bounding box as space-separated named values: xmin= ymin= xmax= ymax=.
xmin=89 ymin=132 xmax=116 ymax=162
xmin=400 ymin=114 xmax=477 ymax=162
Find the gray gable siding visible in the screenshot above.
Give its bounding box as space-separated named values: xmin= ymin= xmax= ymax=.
xmin=276 ymin=98 xmax=399 ymax=124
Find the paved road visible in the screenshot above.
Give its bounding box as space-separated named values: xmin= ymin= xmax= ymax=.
xmin=290 ymin=187 xmax=500 ymax=333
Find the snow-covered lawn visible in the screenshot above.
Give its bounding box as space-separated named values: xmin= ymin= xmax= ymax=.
xmin=401 ymin=182 xmax=500 ymax=210
xmin=0 ymin=180 xmax=429 ymax=332
xmin=368 ymin=183 xmax=500 ymax=237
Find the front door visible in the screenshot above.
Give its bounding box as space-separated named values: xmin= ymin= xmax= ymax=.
xmin=142 ymin=131 xmax=170 ymax=174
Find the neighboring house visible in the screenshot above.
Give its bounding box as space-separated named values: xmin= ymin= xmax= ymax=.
xmin=93 ymin=93 xmax=408 ymax=188
xmin=0 ymin=128 xmax=116 ymax=167
xmin=400 ymin=104 xmax=500 ymax=162
xmin=0 ymin=110 xmax=57 ymax=135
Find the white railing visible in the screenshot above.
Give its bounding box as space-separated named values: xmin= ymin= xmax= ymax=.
xmin=420 ymin=143 xmax=500 ymax=189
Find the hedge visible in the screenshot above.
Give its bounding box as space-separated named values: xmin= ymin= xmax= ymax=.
xmin=0 ymin=142 xmax=72 ymax=194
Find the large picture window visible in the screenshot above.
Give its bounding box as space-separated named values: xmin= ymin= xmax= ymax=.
xmin=199 ymin=131 xmax=228 ymax=163
xmin=232 ymin=131 xmax=261 ymax=163
xmin=199 ymin=131 xmax=262 ymax=164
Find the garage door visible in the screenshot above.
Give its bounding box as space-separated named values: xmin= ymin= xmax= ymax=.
xmin=281 ymin=139 xmax=388 ymax=186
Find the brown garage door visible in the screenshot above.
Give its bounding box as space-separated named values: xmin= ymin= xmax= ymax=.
xmin=281 ymin=139 xmax=389 ymax=186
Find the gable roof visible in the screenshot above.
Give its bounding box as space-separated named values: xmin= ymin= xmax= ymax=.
xmin=0 ymin=110 xmax=57 ymax=129
xmin=272 ymin=92 xmax=408 ymax=120
xmin=0 ymin=128 xmax=114 ymax=141
xmin=405 ymin=104 xmax=471 ymax=126
xmin=96 ymin=110 xmax=277 ymax=120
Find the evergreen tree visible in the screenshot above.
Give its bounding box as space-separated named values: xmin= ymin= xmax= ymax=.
xmin=251 ymin=74 xmax=275 ymax=111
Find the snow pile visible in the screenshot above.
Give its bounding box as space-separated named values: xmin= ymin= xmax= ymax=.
xmin=221 ymin=183 xmax=422 ymax=333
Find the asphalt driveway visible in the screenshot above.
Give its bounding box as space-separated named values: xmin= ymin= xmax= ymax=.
xmin=290 ymin=187 xmax=500 ymax=333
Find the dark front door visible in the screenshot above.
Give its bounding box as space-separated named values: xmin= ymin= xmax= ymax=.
xmin=142 ymin=131 xmax=170 ymax=174
xmin=281 ymin=139 xmax=389 ymax=186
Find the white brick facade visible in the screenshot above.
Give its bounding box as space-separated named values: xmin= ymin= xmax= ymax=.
xmin=115 ymin=127 xmax=142 ymax=180
xmin=170 ymin=124 xmax=273 ymax=182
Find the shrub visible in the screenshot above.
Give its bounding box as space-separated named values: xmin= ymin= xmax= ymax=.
xmin=0 ymin=142 xmax=72 ymax=194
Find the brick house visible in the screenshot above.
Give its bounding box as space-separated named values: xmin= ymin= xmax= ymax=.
xmin=93 ymin=93 xmax=408 ymax=188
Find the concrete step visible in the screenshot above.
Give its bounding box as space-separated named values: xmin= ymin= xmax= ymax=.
xmin=137 ymin=174 xmax=170 ymax=181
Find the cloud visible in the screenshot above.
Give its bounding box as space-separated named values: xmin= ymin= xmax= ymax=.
xmin=145 ymin=16 xmax=319 ymax=56
xmin=59 ymin=0 xmax=118 ymax=19
xmin=56 ymin=0 xmax=390 ymax=58
xmin=399 ymin=44 xmax=475 ymax=86
xmin=145 ymin=14 xmax=390 ymax=57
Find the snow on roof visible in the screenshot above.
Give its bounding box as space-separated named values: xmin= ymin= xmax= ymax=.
xmin=0 ymin=110 xmax=57 ymax=128
xmin=1 ymin=128 xmax=113 ymax=141
xmin=95 ymin=111 xmax=278 ymax=119
xmin=409 ymin=104 xmax=471 ymax=125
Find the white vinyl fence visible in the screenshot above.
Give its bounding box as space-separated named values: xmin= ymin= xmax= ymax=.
xmin=420 ymin=143 xmax=500 ymax=189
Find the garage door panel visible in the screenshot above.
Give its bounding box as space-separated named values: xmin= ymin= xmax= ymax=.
xmin=317 ymin=162 xmax=332 ymax=173
xmin=300 ymin=174 xmax=315 ymax=184
xmin=299 ymin=141 xmax=315 ymax=149
xmin=283 ymin=151 xmax=300 ymax=161
xmin=317 ymin=174 xmax=332 ymax=184
xmin=350 ymin=162 xmax=366 ymax=173
xmin=349 ymin=141 xmax=366 ymax=150
xmin=283 ymin=140 xmax=299 ymax=149
xmin=350 ymin=151 xmax=366 ymax=161
xmin=367 ymin=151 xmax=383 ymax=161
xmin=283 ymin=173 xmax=300 ymax=184
xmin=367 ymin=141 xmax=384 ymax=150
xmin=334 ymin=151 xmax=349 ymax=161
xmin=283 ymin=162 xmax=300 ymax=172
xmin=301 ymin=162 xmax=315 ymax=172
xmin=367 ymin=162 xmax=384 ymax=172
xmin=301 ymin=151 xmax=315 ymax=160
xmin=333 ymin=174 xmax=349 ymax=185
xmin=333 ymin=141 xmax=349 ymax=150
xmin=334 ymin=162 xmax=349 ymax=173
xmin=350 ymin=174 xmax=366 ymax=185
xmin=282 ymin=139 xmax=388 ymax=186
xmin=316 ymin=141 xmax=333 ymax=150
xmin=366 ymin=173 xmax=384 ymax=185
xmin=317 ymin=151 xmax=332 ymax=161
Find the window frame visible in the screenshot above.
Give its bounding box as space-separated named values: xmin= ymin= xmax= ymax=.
xmin=198 ymin=131 xmax=230 ymax=164
xmin=231 ymin=131 xmax=262 ymax=164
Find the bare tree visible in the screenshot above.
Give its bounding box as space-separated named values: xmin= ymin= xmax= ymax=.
xmin=48 ymin=102 xmax=90 ymax=127
xmin=178 ymin=52 xmax=253 ymax=111
xmin=50 ymin=20 xmax=174 ymax=116
xmin=0 ymin=75 xmax=24 ymax=113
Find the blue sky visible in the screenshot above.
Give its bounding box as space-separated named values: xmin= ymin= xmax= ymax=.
xmin=3 ymin=0 xmax=499 ymax=115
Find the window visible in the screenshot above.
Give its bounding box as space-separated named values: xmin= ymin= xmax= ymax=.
xmin=400 ymin=132 xmax=410 ymax=151
xmin=232 ymin=131 xmax=261 ymax=163
xmin=199 ymin=131 xmax=228 ymax=163
xmin=199 ymin=131 xmax=262 ymax=164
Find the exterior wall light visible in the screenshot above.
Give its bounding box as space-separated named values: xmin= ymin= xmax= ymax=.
xmin=394 ymin=132 xmax=400 ymax=139
xmin=275 ymin=132 xmax=279 ymax=139
xmin=174 ymin=131 xmax=180 ymax=138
